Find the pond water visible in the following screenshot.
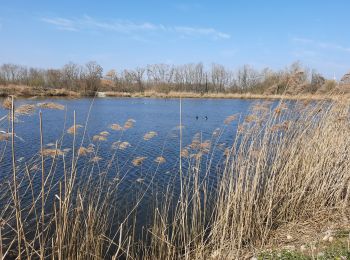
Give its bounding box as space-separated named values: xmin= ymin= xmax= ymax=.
xmin=0 ymin=98 xmax=257 ymax=172
xmin=0 ymin=97 xmax=263 ymax=223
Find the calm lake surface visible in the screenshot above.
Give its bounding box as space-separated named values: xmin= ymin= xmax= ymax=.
xmin=0 ymin=97 xmax=263 ymax=211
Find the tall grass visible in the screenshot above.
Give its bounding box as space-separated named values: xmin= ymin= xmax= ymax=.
xmin=0 ymin=96 xmax=349 ymax=259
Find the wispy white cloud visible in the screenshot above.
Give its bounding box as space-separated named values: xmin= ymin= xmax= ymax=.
xmin=41 ymin=17 xmax=78 ymax=31
xmin=292 ymin=37 xmax=314 ymax=44
xmin=40 ymin=15 xmax=231 ymax=40
xmin=174 ymin=3 xmax=202 ymax=12
xmin=292 ymin=37 xmax=350 ymax=53
xmin=174 ymin=26 xmax=230 ymax=39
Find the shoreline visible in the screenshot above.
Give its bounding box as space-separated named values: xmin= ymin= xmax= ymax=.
xmin=0 ymin=85 xmax=347 ymax=101
xmin=101 ymin=91 xmax=344 ymax=101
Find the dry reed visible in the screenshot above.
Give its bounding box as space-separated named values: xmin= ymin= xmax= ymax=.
xmin=143 ymin=131 xmax=157 ymax=141
xmin=37 ymin=102 xmax=65 ymax=110
xmin=15 ymin=104 xmax=36 ymax=115
xmin=132 ymin=156 xmax=147 ymax=166
xmin=110 ymin=123 xmax=123 ymax=131
xmin=123 ymin=119 xmax=136 ymax=129
xmin=41 ymin=148 xmax=64 ymax=157
xmin=67 ymin=124 xmax=83 ymax=134
xmin=0 ymin=96 xmax=349 ymax=259
xmin=154 ymin=156 xmax=166 ymax=164
xmin=93 ymin=135 xmax=107 ymax=142
xmin=111 ymin=141 xmax=130 ymax=150
xmin=1 ymin=97 xmax=12 ymax=109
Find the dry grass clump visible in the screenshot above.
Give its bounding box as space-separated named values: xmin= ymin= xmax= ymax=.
xmin=110 ymin=123 xmax=123 ymax=131
xmin=90 ymin=156 xmax=102 ymax=163
xmin=111 ymin=141 xmax=131 ymax=150
xmin=188 ymin=133 xmax=201 ymax=150
xmin=15 ymin=104 xmax=36 ymax=115
xmin=154 ymin=156 xmax=166 ymax=164
xmin=200 ymin=140 xmax=211 ymax=153
xmin=189 ymin=139 xmax=201 ymax=150
xmin=193 ymin=151 xmax=203 ymax=161
xmin=67 ymin=124 xmax=83 ymax=134
xmin=77 ymin=146 xmax=94 ymax=156
xmin=104 ymin=91 xmax=132 ymax=97
xmin=181 ymin=148 xmax=189 ymax=158
xmin=132 ymin=156 xmax=147 ymax=166
xmin=2 ymin=97 xmax=12 ymax=109
xmin=93 ymin=134 xmax=107 ymax=142
xmin=143 ymin=131 xmax=157 ymax=141
xmin=99 ymin=131 xmax=110 ymax=137
xmin=41 ymin=148 xmax=64 ymax=158
xmin=0 ymin=132 xmax=10 ymax=141
xmin=123 ymin=119 xmax=136 ymax=129
xmin=37 ymin=102 xmax=65 ymax=110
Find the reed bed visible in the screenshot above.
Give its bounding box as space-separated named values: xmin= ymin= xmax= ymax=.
xmin=0 ymin=96 xmax=349 ymax=259
xmin=104 ymin=90 xmax=350 ymax=101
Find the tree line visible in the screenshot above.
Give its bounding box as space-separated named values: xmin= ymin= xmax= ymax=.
xmin=0 ymin=61 xmax=347 ymax=95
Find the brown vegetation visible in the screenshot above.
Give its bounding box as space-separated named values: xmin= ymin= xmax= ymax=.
xmin=1 ymin=61 xmax=350 ymax=99
xmin=37 ymin=102 xmax=65 ymax=110
xmin=0 ymin=96 xmax=349 ymax=259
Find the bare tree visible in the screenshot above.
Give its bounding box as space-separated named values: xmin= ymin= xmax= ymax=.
xmin=211 ymin=63 xmax=228 ymax=92
xmin=133 ymin=67 xmax=146 ymax=92
xmin=83 ymin=61 xmax=103 ymax=93
xmin=62 ymin=62 xmax=81 ymax=91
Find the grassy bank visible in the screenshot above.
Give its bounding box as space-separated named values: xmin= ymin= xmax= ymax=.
xmin=1 ymin=84 xmax=349 ymax=101
xmin=103 ymin=90 xmax=349 ymax=101
xmin=0 ymin=96 xmax=349 ymax=259
xmin=0 ymin=84 xmax=81 ymax=98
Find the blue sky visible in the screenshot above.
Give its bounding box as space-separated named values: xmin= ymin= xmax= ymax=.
xmin=0 ymin=0 xmax=349 ymax=78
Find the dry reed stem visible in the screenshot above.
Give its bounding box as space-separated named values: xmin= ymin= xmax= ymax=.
xmin=224 ymin=114 xmax=237 ymax=125
xmin=1 ymin=96 xmax=349 ymax=259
